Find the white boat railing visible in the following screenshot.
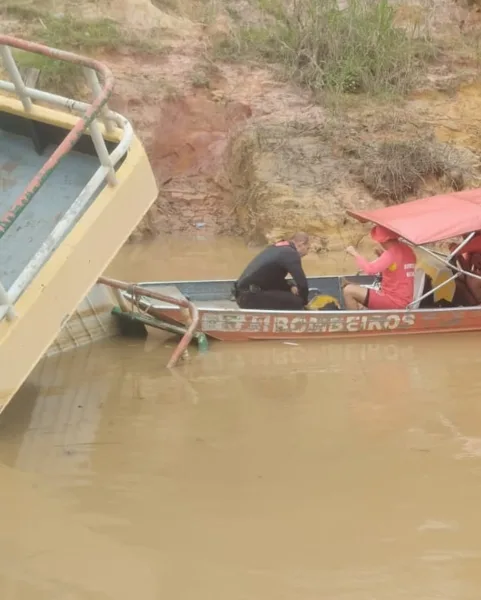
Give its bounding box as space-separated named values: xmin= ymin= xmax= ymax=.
xmin=0 ymin=35 xmax=134 ymax=322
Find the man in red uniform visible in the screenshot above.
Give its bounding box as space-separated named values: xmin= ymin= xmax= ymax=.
xmin=343 ymin=225 xmax=417 ymax=310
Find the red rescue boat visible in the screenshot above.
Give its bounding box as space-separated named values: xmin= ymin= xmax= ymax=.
xmin=119 ymin=190 xmax=481 ymax=341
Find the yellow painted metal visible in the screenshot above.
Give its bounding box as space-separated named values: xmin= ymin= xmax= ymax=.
xmin=0 ymin=130 xmax=158 ymax=411
xmin=0 ymin=95 xmax=123 ymax=143
xmin=46 ymin=284 xmax=119 ymax=356
xmin=417 ymin=255 xmax=456 ymax=304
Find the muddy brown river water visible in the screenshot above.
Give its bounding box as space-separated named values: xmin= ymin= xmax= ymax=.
xmin=1 ymin=236 xmax=481 ymax=599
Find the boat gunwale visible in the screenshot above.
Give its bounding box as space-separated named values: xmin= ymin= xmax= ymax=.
xmin=121 ymin=278 xmax=481 ymax=316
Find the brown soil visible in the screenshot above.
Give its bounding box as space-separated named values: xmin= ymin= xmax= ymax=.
xmin=103 ymin=39 xmax=334 ymax=240
xmin=136 ymin=93 xmax=252 ymax=237
xmin=5 ymin=0 xmax=481 ymax=250
xmin=108 ymin=66 xmax=254 ymax=237
xmin=106 ymin=0 xmax=481 ymax=249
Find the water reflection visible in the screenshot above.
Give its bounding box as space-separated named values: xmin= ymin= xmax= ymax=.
xmin=2 ymin=334 xmax=481 ymax=598
xmin=3 ymin=335 xmax=481 ymax=472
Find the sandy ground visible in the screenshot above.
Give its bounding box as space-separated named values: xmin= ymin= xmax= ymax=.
xmin=3 ymin=0 xmax=481 ymax=248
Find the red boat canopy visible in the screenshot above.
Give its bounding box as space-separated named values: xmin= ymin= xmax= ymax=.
xmin=347 ymin=189 xmax=481 ymax=245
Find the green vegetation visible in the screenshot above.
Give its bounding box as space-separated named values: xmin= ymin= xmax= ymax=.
xmin=190 ymin=71 xmax=211 ymax=88
xmin=3 ymin=0 xmax=172 ymax=55
xmin=12 ymin=51 xmax=83 ymax=95
xmin=1 ymin=0 xmax=49 ymax=21
xmin=1 ymin=4 xmax=168 ymax=94
xmin=4 ymin=13 xmax=123 ymax=94
xmin=213 ymin=0 xmax=435 ymax=97
xmin=34 ymin=15 xmax=124 ymax=51
xmin=4 ymin=6 xmax=135 ymax=52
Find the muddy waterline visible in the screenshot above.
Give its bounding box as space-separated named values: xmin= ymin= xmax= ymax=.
xmin=1 ymin=236 xmax=481 ymax=599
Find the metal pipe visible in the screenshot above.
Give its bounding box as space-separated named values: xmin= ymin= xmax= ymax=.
xmin=0 ymin=79 xmax=120 ymax=126
xmin=0 ymin=281 xmax=16 ymax=321
xmin=0 ymin=35 xmax=113 ymax=75
xmin=407 ymin=271 xmax=460 ymax=309
xmin=407 ymin=244 xmax=481 ymax=308
xmin=0 ymin=45 xmax=33 ymax=111
xmin=0 ymin=36 xmax=115 ymax=239
xmin=120 ymin=311 xmax=201 ymax=338
xmin=166 ymin=305 xmax=199 ymax=368
xmin=399 ymin=236 xmax=481 ymax=308
xmin=0 ymin=78 xmax=127 ymax=189
xmin=6 ymin=121 xmax=133 ymax=306
xmin=97 ymin=276 xmax=193 ymax=309
xmin=111 ymin=288 xmax=131 ymax=312
xmin=88 ymin=118 xmax=117 ymax=186
xmin=446 ymin=231 xmax=475 ymax=262
xmin=83 ymin=67 xmax=115 ymax=133
xmin=419 ymin=245 xmax=481 ymax=282
xmin=97 ymin=276 xmax=200 ymax=368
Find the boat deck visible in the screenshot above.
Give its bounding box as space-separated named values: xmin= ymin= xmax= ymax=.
xmin=131 ymin=278 xmax=365 ymax=311
xmin=0 ymin=127 xmax=102 ymax=289
xmin=135 ymin=284 xmax=239 ymax=310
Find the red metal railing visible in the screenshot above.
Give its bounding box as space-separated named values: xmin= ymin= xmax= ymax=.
xmin=97 ymin=276 xmax=200 ymax=368
xmin=0 ymin=35 xmax=115 ymax=239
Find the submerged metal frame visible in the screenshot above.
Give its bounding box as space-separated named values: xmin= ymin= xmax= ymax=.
xmin=0 ymin=35 xmax=135 ymax=321
xmin=98 ymin=276 xmax=201 ymax=369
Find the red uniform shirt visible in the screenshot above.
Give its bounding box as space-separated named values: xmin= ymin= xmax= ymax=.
xmin=355 ymin=242 xmax=417 ymax=308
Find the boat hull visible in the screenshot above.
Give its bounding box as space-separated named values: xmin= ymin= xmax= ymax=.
xmin=144 ymin=306 xmax=481 ymax=341
xmin=124 ymin=278 xmax=481 ymax=342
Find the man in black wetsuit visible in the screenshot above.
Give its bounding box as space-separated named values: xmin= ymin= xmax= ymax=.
xmin=234 ymin=232 xmax=310 ymax=310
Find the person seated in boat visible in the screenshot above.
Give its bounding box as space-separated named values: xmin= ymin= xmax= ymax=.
xmin=234 ymin=232 xmax=310 ymax=310
xmin=465 ymin=253 xmax=481 ymax=304
xmin=343 ymin=225 xmax=417 ymax=310
xmin=450 ymin=251 xmax=481 ymax=306
xmin=449 ymin=232 xmax=481 ymax=273
xmin=447 ymin=234 xmax=481 ymax=306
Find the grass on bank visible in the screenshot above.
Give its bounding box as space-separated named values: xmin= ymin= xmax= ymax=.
xmin=3 ymin=5 xmax=157 ymax=52
xmin=11 ymin=51 xmax=83 ymax=95
xmin=5 ymin=13 xmax=123 ymax=94
xmin=2 ymin=3 xmax=168 ymax=94
xmin=213 ymin=0 xmax=435 ymax=97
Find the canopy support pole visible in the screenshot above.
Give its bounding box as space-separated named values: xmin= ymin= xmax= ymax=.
xmin=445 ymin=231 xmax=475 ymax=262
xmin=407 ymin=271 xmax=460 ymax=309
xmin=405 ymin=235 xmax=481 ymax=309
xmin=418 ymin=244 xmax=481 ymax=283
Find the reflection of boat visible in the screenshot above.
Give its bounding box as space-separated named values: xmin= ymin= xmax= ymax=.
xmin=120 ymin=191 xmax=481 ymax=341
xmin=1 ymin=349 xmax=109 ymax=472
xmin=0 ymin=36 xmax=158 ymax=410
